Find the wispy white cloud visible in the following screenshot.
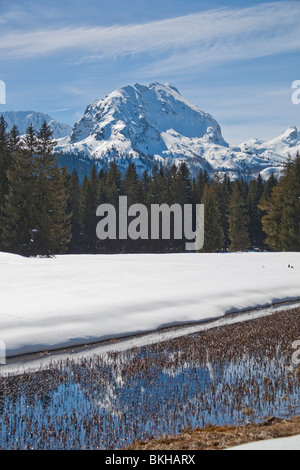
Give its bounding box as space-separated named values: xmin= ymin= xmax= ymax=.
xmin=140 ymin=30 xmax=300 ymax=77
xmin=0 ymin=2 xmax=64 ymax=26
xmin=49 ymin=108 xmax=70 ymax=112
xmin=1 ymin=1 xmax=300 ymax=71
xmin=0 ymin=7 xmax=28 ymax=25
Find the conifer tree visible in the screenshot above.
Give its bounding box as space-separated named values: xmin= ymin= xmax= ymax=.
xmin=168 ymin=163 xmax=192 ymax=251
xmin=200 ymin=183 xmax=224 ymax=252
xmin=228 ymin=184 xmax=250 ymax=252
xmin=161 ymin=163 xmax=177 ymax=205
xmin=66 ymin=169 xmax=82 ymax=253
xmin=259 ymin=183 xmax=285 ymax=251
xmin=146 ymin=162 xmax=163 ymax=206
xmin=1 ymin=146 xmax=38 ymax=255
xmin=81 ymin=164 xmax=100 ymax=253
xmin=1 ymin=119 xmax=37 ymax=254
xmin=43 ymin=165 xmax=72 ymax=254
xmin=0 ymin=115 xmax=8 ymax=156
xmin=219 ymin=174 xmax=231 ymax=250
xmin=8 ymin=125 xmax=21 ymax=155
xmin=141 ymin=170 xmax=150 ymax=203
xmin=247 ymin=174 xmax=265 ymax=249
xmin=32 ymin=122 xmax=56 ymax=255
xmin=26 ymin=121 xmax=71 ymax=256
xmin=192 ymin=169 xmax=209 ymax=203
xmin=79 ymin=174 xmax=89 ymax=240
xmin=173 ymin=162 xmax=192 ymax=204
xmin=260 ymin=153 xmax=300 ymax=251
xmin=122 ymin=162 xmax=143 ymax=206
xmin=105 ymin=160 xmax=122 ymax=206
xmin=23 ymin=124 xmax=38 ymax=157
xmin=279 ymin=154 xmax=300 ymax=251
xmin=98 ymin=168 xmax=107 ymax=205
xmin=0 ymin=116 xmax=10 ymax=209
xmin=37 ymin=121 xmax=56 ymax=157
xmin=262 ymin=172 xmax=277 ymax=200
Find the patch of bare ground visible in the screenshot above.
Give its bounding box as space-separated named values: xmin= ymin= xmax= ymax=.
xmin=125 ymin=415 xmax=300 ymax=450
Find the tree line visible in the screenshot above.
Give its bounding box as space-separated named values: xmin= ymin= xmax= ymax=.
xmin=0 ymin=116 xmax=299 ymax=256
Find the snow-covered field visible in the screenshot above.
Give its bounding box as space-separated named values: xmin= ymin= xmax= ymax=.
xmin=0 ymin=251 xmax=299 ymax=358
xmin=228 ymin=434 xmax=300 ymax=450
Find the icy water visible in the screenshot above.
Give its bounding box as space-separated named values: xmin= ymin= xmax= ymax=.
xmin=0 ymin=308 xmax=299 ymax=450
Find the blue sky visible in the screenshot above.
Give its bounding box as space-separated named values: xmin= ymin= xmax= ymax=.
xmin=0 ymin=0 xmax=299 ymax=145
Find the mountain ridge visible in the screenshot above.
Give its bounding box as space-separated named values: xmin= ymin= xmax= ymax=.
xmin=3 ymin=83 xmax=300 ymax=180
xmin=56 ymin=82 xmax=300 ymax=180
xmin=1 ymin=111 xmax=72 ymax=139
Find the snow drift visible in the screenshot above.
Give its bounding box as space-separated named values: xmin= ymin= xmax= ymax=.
xmin=0 ymin=251 xmax=299 ymax=358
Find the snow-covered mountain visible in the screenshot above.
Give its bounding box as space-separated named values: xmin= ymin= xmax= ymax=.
xmin=12 ymin=83 xmax=298 ymax=180
xmin=2 ymin=111 xmax=72 ymax=139
xmin=239 ymin=126 xmax=300 ymax=175
xmin=57 ymin=82 xmax=233 ymax=177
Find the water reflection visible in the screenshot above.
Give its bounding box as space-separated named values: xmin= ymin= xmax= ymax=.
xmin=0 ymin=342 xmax=299 ymax=450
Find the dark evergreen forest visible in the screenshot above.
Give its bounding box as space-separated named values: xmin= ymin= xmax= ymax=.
xmin=0 ymin=116 xmax=299 ymax=256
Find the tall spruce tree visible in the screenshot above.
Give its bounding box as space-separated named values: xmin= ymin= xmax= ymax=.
xmin=279 ymin=154 xmax=300 ymax=251
xmin=1 ymin=146 xmax=38 ymax=255
xmin=259 ymin=182 xmax=285 ymax=251
xmin=8 ymin=125 xmax=21 ymax=155
xmin=81 ymin=164 xmax=100 ymax=253
xmin=24 ymin=121 xmax=71 ymax=256
xmin=122 ymin=162 xmax=143 ymax=206
xmin=141 ymin=170 xmax=150 ymax=203
xmin=173 ymin=162 xmax=192 ymax=204
xmin=67 ymin=169 xmax=82 ymax=253
xmin=146 ymin=162 xmax=163 ymax=206
xmin=262 ymin=172 xmax=278 ymax=200
xmin=44 ymin=165 xmax=72 ymax=254
xmin=23 ymin=124 xmax=38 ymax=157
xmin=228 ymin=184 xmax=250 ymax=252
xmin=247 ymin=174 xmax=265 ymax=249
xmin=260 ymin=153 xmax=300 ymax=251
xmin=192 ymin=169 xmax=209 ymax=203
xmin=0 ymin=116 xmax=10 ymax=217
xmin=105 ymin=160 xmax=122 ymax=206
xmin=200 ymin=183 xmax=224 ymax=252
xmin=160 ymin=163 xmax=177 ymax=205
xmin=219 ymin=174 xmax=231 ymax=250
